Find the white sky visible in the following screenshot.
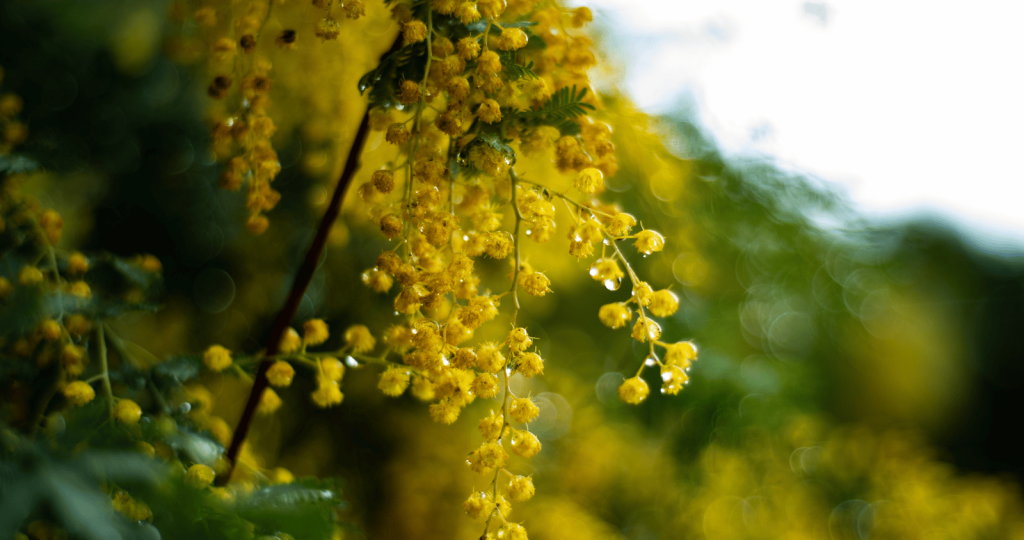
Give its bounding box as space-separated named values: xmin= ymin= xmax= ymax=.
xmin=588 ymin=0 xmax=1024 ymax=253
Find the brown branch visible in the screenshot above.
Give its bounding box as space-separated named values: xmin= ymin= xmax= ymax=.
xmin=216 ymin=35 xmax=402 ymax=486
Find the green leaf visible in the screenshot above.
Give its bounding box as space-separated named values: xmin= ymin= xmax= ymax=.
xmin=498 ymin=50 xmax=538 ymax=81
xmin=0 ymin=285 xmax=44 ymax=339
xmin=235 ymin=480 xmax=341 ymax=540
xmin=465 ymin=20 xmax=537 ymax=33
xmin=524 ymin=85 xmax=595 ymax=122
xmin=0 ymin=153 xmax=40 ymax=175
xmin=152 ymin=353 xmax=204 ymax=389
xmin=478 ymin=132 xmax=515 ymax=156
xmin=358 ymin=43 xmax=427 ymax=109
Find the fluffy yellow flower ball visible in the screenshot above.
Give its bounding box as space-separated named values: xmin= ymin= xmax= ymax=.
xmin=266 ymin=361 xmax=295 ymax=387
xmin=63 ymin=381 xmax=95 ymax=406
xmin=203 ymin=345 xmax=232 ymax=372
xmin=303 ymin=318 xmax=330 ymax=346
xmin=618 ymin=376 xmax=650 ymax=404
xmin=185 ymin=464 xmax=216 ymax=489
xmin=113 ymin=399 xmax=143 ymax=424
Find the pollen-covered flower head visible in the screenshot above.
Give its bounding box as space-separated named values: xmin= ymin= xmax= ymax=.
xmin=303 ymin=318 xmax=330 ymax=346
xmin=511 ymin=428 xmax=541 ymax=458
xmin=312 ymin=376 xmax=344 ymax=407
xmin=522 ymin=272 xmax=551 ymax=296
xmin=634 ymin=229 xmax=665 ymax=254
xmin=266 ymin=361 xmax=295 ymax=387
xmin=516 ymin=352 xmax=544 ymax=377
xmin=507 ymin=327 xmax=533 ymax=353
xmin=574 ymin=167 xmax=603 ymax=194
xmin=598 ymin=302 xmax=632 ymax=329
xmin=661 ymin=365 xmax=689 ymax=395
xmin=589 ymin=258 xmax=624 ymax=283
xmin=279 ymin=327 xmax=302 ymax=353
xmin=203 ymin=345 xmax=232 ymax=372
xmin=113 ymin=399 xmax=143 ymax=424
xmin=649 ymin=289 xmax=679 ymax=317
xmin=665 ymin=341 xmax=698 ymax=369
xmin=618 ymin=376 xmax=650 ymax=404
xmin=508 ymin=475 xmax=535 ymax=501
xmin=185 ymin=464 xmax=216 ymax=489
xmin=63 ymin=381 xmax=95 ymax=406
xmin=631 ymin=316 xmax=661 ymax=343
xmin=498 ymin=28 xmax=528 ymax=51
xmin=379 ymin=367 xmax=411 ymax=396
xmin=509 ymin=396 xmax=539 ymax=423
xmin=343 ymin=324 xmax=375 ymax=353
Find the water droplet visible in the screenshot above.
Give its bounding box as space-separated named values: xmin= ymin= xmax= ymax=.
xmin=345 ymin=356 xmax=358 ymax=367
xmin=442 ymin=356 xmax=450 ymax=366
xmin=603 ymin=276 xmax=622 ymax=291
xmin=645 ymin=355 xmax=657 ymax=367
xmin=603 ymin=238 xmax=610 ymax=245
xmin=661 ymin=370 xmax=672 ymax=381
xmin=588 ymin=266 xmax=599 ymax=278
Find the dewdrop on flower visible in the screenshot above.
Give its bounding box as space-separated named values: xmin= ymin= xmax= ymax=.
xmin=516 ymin=352 xmax=544 ymax=377
xmin=463 ymin=491 xmax=494 ymax=520
xmin=649 ymin=289 xmax=679 ymax=317
xmin=607 ymin=213 xmax=637 ymax=236
xmin=574 ymin=168 xmax=603 ymax=194
xmin=661 ymin=365 xmax=689 ymax=395
xmin=665 ymin=341 xmax=698 ymax=369
xmin=634 ymin=229 xmax=665 ymax=255
xmin=618 ymin=376 xmax=650 ymax=404
xmin=631 ymin=317 xmax=661 ymax=343
xmin=633 ymin=281 xmax=654 ymax=306
xmin=203 ymin=345 xmax=232 ymax=372
xmin=590 ymin=258 xmax=624 ymax=284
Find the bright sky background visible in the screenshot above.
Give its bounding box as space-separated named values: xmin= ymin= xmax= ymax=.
xmin=587 ymin=0 xmax=1024 ymax=253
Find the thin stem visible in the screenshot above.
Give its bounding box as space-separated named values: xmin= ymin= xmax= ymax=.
xmin=217 ymin=34 xmax=404 ymax=487
xmin=98 ymin=322 xmax=114 ymax=417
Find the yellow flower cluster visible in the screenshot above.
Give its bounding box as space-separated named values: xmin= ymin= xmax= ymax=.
xmin=0 ymin=67 xmax=28 ymax=154
xmin=330 ymin=0 xmax=699 ymax=536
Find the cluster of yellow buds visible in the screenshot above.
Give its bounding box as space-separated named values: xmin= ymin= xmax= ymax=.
xmin=0 ymin=66 xmax=28 ymax=154
xmin=337 ymin=0 xmax=698 ymax=537
xmin=185 ymin=0 xmax=288 ymax=234
xmin=175 ymin=0 xmax=696 ymax=535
